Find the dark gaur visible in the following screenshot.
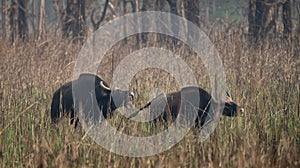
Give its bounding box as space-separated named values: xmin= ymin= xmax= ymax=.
xmin=50 ymin=73 xmax=134 ymax=127
xmin=131 ymin=86 xmax=243 ymax=127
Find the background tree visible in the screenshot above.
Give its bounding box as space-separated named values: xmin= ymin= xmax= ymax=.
xmin=297 ymin=2 xmax=300 ymax=41
xmin=63 ymin=0 xmax=86 ymax=43
xmin=141 ymin=0 xmax=151 ymax=44
xmin=248 ymin=0 xmax=270 ymax=44
xmin=166 ymin=0 xmax=178 ymax=46
xmin=90 ymin=0 xmax=109 ymax=30
xmin=37 ymin=0 xmax=45 ymax=40
xmin=9 ymin=0 xmax=28 ymax=43
xmin=184 ymin=0 xmax=200 ymax=43
xmin=2 ymin=0 xmax=6 ymax=39
xmin=9 ymin=0 xmax=17 ymax=44
xmin=74 ymin=0 xmax=85 ymax=42
xmin=63 ymin=0 xmax=75 ymax=38
xmin=17 ymin=0 xmax=28 ymax=40
xmin=248 ymin=0 xmax=294 ymax=45
xmin=282 ymin=0 xmax=292 ymax=39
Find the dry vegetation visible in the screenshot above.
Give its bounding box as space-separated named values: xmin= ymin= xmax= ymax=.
xmin=0 ymin=28 xmax=299 ymax=167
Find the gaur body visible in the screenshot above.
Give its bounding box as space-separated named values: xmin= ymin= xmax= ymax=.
xmin=50 ymin=73 xmax=133 ymax=127
xmin=132 ymin=86 xmax=243 ymax=127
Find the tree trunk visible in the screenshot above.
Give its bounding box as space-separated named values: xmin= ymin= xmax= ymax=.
xmin=63 ymin=0 xmax=85 ymax=43
xmin=253 ymin=0 xmax=264 ymax=41
xmin=248 ymin=0 xmax=255 ymax=44
xmin=166 ymin=0 xmax=178 ymax=45
xmin=74 ymin=0 xmax=85 ymax=43
xmin=248 ymin=0 xmax=270 ymax=45
xmin=91 ymin=0 xmax=109 ymax=30
xmin=133 ymin=0 xmax=140 ymax=48
xmin=297 ymin=3 xmax=300 ymax=40
xmin=155 ymin=0 xmax=164 ymax=11
xmin=184 ymin=0 xmax=200 ymax=43
xmin=264 ymin=3 xmax=278 ymax=39
xmin=154 ymin=0 xmax=164 ymax=44
xmin=18 ymin=0 xmax=28 ymax=40
xmin=31 ymin=0 xmax=36 ymax=38
xmin=63 ymin=0 xmax=75 ymax=38
xmin=282 ymin=0 xmax=292 ymax=39
xmin=9 ymin=0 xmax=17 ymax=44
xmin=141 ymin=0 xmax=151 ymax=44
xmin=122 ymin=0 xmax=127 ymax=44
xmin=184 ymin=0 xmax=200 ymax=27
xmin=2 ymin=0 xmax=6 ymax=39
xmin=254 ymin=0 xmax=269 ymax=40
xmin=38 ymin=0 xmax=45 ymax=40
xmin=273 ymin=4 xmax=279 ymax=35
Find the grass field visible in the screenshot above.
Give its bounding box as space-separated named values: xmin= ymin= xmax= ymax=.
xmin=0 ymin=27 xmax=299 ymax=167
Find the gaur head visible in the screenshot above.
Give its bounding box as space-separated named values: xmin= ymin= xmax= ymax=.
xmin=98 ymin=81 xmax=134 ymax=108
xmin=221 ymin=92 xmax=244 ymax=117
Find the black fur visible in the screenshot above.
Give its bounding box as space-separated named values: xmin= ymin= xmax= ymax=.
xmin=135 ymin=86 xmax=242 ymax=127
xmin=50 ymin=73 xmax=132 ymax=127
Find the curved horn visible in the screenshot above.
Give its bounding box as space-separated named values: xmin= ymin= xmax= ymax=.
xmin=100 ymin=81 xmax=111 ymax=91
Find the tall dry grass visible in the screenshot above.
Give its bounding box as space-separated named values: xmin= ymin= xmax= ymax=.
xmin=0 ymin=28 xmax=299 ymax=167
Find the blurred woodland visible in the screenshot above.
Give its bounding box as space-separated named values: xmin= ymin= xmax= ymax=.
xmin=1 ymin=0 xmax=299 ymax=45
